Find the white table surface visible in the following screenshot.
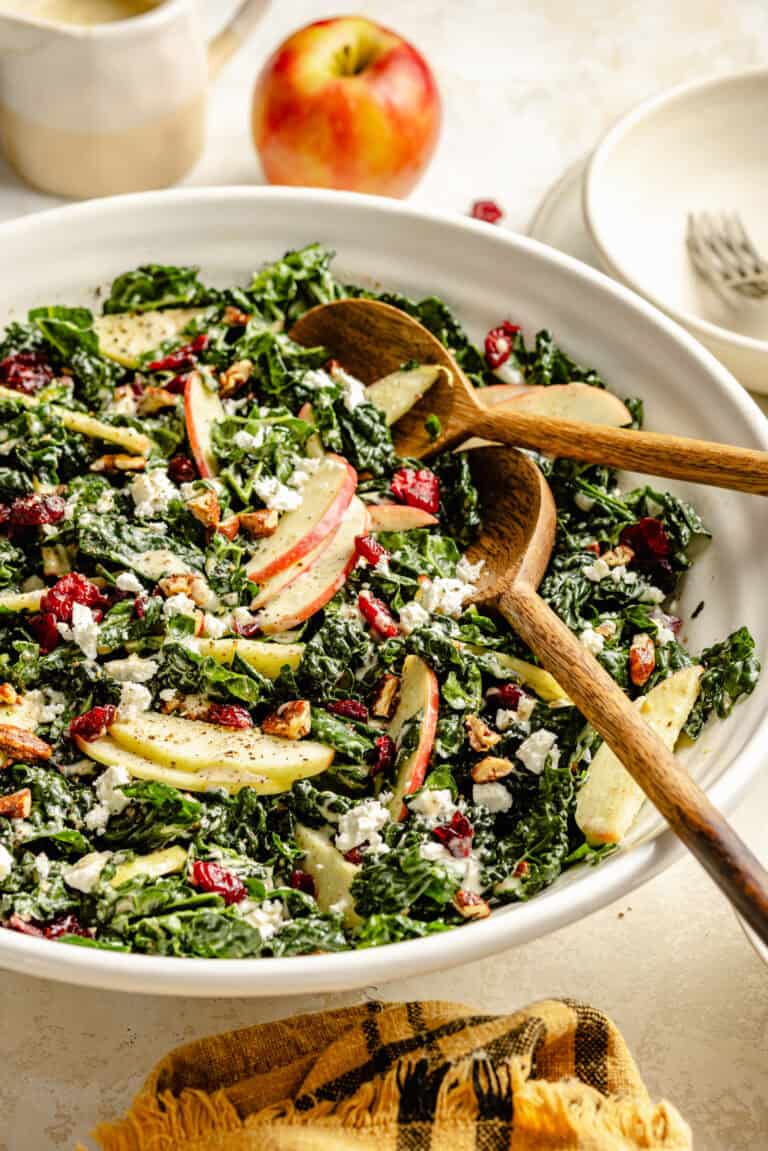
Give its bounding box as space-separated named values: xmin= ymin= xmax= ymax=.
xmin=2 ymin=3 xmax=768 ymax=1149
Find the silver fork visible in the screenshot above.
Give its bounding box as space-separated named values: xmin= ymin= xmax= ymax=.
xmin=686 ymin=211 xmax=768 ymax=302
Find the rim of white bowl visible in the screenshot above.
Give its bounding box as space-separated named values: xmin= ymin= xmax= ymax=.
xmin=583 ymin=67 xmax=768 ymax=357
xmin=0 ymin=185 xmax=767 ymax=995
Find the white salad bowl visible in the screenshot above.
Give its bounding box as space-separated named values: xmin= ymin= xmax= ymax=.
xmin=0 ymin=187 xmax=766 ymax=996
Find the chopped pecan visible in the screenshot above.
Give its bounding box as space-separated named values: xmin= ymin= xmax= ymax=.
xmin=185 ymin=490 xmax=221 ymax=530
xmin=158 ymin=573 xmax=213 ymax=608
xmin=465 ymin=714 xmax=501 ymax=753
xmin=452 ymin=890 xmax=491 ymax=920
xmin=0 ymin=725 xmax=52 ymax=763
xmin=371 ymin=673 xmax=400 ymax=719
xmin=216 ymin=515 xmax=240 ymax=540
xmin=471 ymin=755 xmax=515 ymax=784
xmin=161 ymin=693 xmax=211 ymax=720
xmin=222 ymin=306 xmax=252 ymax=327
xmin=90 ymin=453 xmax=147 ymax=473
xmin=192 ymin=611 xmax=205 ymax=638
xmin=601 ymin=544 xmax=635 ymax=568
xmin=219 ymin=359 xmax=254 ymax=397
xmin=262 ymin=700 xmax=311 ymax=740
xmin=240 ymin=509 xmax=279 ymax=538
xmin=629 ymin=632 xmax=655 ymax=686
xmin=595 ymin=619 xmax=618 ymax=639
xmin=0 ymin=788 xmax=31 ymax=819
xmin=0 ymin=684 xmax=19 ymax=707
xmin=137 ymin=385 xmax=180 ymax=415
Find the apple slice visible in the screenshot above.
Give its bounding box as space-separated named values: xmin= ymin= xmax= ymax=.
xmin=483 ymin=382 xmax=632 ymax=427
xmin=295 ymin=824 xmax=362 ymax=928
xmin=297 ymin=401 xmax=325 ymax=458
xmin=365 ymin=364 xmax=446 ymax=426
xmin=481 ymin=384 xmax=529 ymax=406
xmin=576 ymin=665 xmax=703 ymax=845
xmin=184 ymin=370 xmax=225 ymax=478
xmin=107 ymin=711 xmax=334 ymax=780
xmin=386 ymin=654 xmax=439 ymax=820
xmin=110 ymin=846 xmax=187 ymax=889
xmin=249 ymin=529 xmax=336 ymax=611
xmin=197 ymin=637 xmax=304 ymax=678
xmin=367 ymin=503 xmax=438 ymax=532
xmin=78 ymin=735 xmax=314 ymax=795
xmin=255 ymin=496 xmax=367 ymax=634
xmin=0 ymin=588 xmax=44 ymax=613
xmin=246 ymin=454 xmax=357 ymax=584
xmin=0 ymin=389 xmax=152 ymax=456
xmin=94 ymin=308 xmax=206 ymax=369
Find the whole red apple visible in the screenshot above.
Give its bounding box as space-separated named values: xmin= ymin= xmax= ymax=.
xmin=252 ymin=17 xmax=441 ymax=198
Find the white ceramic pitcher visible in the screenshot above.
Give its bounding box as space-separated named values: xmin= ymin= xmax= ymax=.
xmin=0 ymin=0 xmax=267 ymax=198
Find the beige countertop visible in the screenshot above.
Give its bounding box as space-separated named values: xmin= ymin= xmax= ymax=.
xmin=1 ymin=3 xmax=767 ymax=1148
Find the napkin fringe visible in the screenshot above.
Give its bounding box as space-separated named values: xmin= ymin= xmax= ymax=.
xmin=89 ymin=1087 xmax=242 ymax=1151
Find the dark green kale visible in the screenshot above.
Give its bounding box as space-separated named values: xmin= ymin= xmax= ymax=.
xmin=433 ymin=450 xmax=482 ymax=547
xmin=685 ymin=627 xmax=760 ymax=739
xmin=29 ymin=305 xmax=122 ymax=408
xmin=488 ymin=760 xmax=575 ymax=900
xmin=351 ymin=829 xmax=460 ymax=919
xmin=290 ymin=611 xmax=379 ymax=700
xmin=155 ymin=642 xmax=273 ymax=708
xmin=248 ymin=244 xmax=344 ymax=324
xmin=268 ymin=916 xmax=349 ymax=956
xmin=518 ymin=329 xmax=606 ymax=389
xmin=100 ymin=782 xmax=203 ymax=851
xmin=103 ymin=264 xmax=211 ymax=314
xmin=357 ymin=913 xmax=452 ymax=947
xmin=310 ymin=709 xmax=376 ymax=762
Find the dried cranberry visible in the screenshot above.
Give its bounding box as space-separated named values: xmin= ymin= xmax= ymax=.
xmin=470 ymin=199 xmax=504 ymax=224
xmin=433 ymin=811 xmax=474 ymax=858
xmin=190 ymin=860 xmax=246 ymax=905
xmin=9 ymin=493 xmax=66 ymax=529
xmin=343 ymin=846 xmax=365 ymax=865
xmin=147 ymin=334 xmax=209 ymax=373
xmin=168 ymin=454 xmax=197 ymax=484
xmin=5 ymin=913 xmax=44 ymax=937
xmin=358 ymin=592 xmax=399 ymax=638
xmin=28 ymin=612 xmax=60 ymax=653
xmin=44 ymin=914 xmax=91 ymax=940
xmin=487 ymin=683 xmax=524 ymax=710
xmin=233 ymin=618 xmax=260 ymax=638
xmin=354 ymin=534 xmax=389 ymax=567
xmin=0 ymin=351 xmax=54 ymax=395
xmin=133 ymin=594 xmax=148 ymax=619
xmin=390 ymin=468 xmax=440 ymax=515
xmin=290 ymin=869 xmax=316 ymax=896
xmin=484 ymin=321 xmax=520 ymax=370
xmin=326 ymin=699 xmax=369 ymax=722
xmin=163 ymin=374 xmax=189 ymax=395
xmin=513 ymin=860 xmax=529 ymax=878
xmin=130 ymin=378 xmax=146 ymax=398
xmin=41 ymin=572 xmax=108 ymax=624
xmin=0 ymin=504 xmax=9 ymax=526
xmin=69 ymin=705 xmax=118 ymax=743
xmin=619 ymin=517 xmax=675 ymax=590
xmin=207 ymin=703 xmax=253 ymax=729
xmin=370 ymin=733 xmax=396 ymax=776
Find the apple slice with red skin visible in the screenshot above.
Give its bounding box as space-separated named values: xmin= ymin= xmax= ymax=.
xmin=481 ymin=381 xmax=632 ymax=426
xmin=386 ymin=654 xmax=440 ymax=821
xmin=255 ymin=496 xmax=367 ymax=634
xmin=184 ymin=371 xmax=225 ymax=478
xmin=367 ymin=503 xmax=438 ymax=532
xmin=481 ymin=384 xmax=528 ymax=406
xmin=246 ymin=454 xmax=357 ymax=584
xmin=250 ymin=527 xmax=337 ymax=609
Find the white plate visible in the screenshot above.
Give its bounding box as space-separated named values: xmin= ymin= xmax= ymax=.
xmin=584 ymin=69 xmax=768 ymax=394
xmin=528 ymin=154 xmax=600 ymax=268
xmin=1 ymin=187 xmax=767 ymax=996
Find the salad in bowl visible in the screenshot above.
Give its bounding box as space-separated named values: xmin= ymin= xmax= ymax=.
xmin=0 ymin=244 xmax=758 ymax=959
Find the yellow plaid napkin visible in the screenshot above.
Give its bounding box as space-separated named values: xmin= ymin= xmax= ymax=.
xmin=88 ymin=999 xmax=691 ymax=1150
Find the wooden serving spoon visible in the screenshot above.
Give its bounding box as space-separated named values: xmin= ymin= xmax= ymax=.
xmin=472 ymin=444 xmax=768 ymax=944
xmin=290 ymin=298 xmax=768 ymax=494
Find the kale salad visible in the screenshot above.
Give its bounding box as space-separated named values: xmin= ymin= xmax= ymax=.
xmin=0 ymin=245 xmax=759 ymax=959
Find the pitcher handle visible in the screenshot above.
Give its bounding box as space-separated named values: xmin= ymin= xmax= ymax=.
xmin=208 ymin=0 xmax=268 ymax=79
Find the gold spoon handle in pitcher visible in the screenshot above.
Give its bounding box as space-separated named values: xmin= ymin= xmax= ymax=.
xmin=473 ymin=406 xmax=768 ymax=495
xmin=498 ymin=581 xmax=768 ymax=944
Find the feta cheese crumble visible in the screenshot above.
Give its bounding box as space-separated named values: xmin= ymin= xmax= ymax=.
xmin=63 ymin=851 xmax=112 ymax=894
xmin=118 ymin=681 xmax=152 ymax=721
xmin=115 ymin=571 xmax=144 ymax=595
xmin=57 ymin=602 xmax=99 ymax=661
xmin=0 ymin=844 xmax=13 ymax=880
xmin=241 ymin=899 xmax=286 ymax=941
xmin=335 ymin=799 xmax=391 ymax=856
xmin=419 ymin=576 xmax=475 ymax=618
xmin=398 ymin=601 xmax=431 ymax=635
xmin=163 ymin=593 xmax=198 ymax=619
xmin=85 ymin=765 xmax=132 ymax=834
xmin=472 ymin=782 xmax=513 ymax=813
xmin=104 ymin=654 xmax=158 ymax=683
xmin=252 ymin=474 xmax=303 ymax=512
xmin=583 ymin=557 xmax=610 ymax=582
xmin=516 ymin=729 xmax=559 ymax=775
xmin=408 ymin=788 xmax=456 ymax=828
xmin=579 ymin=626 xmax=605 ymax=656
xmin=203 ymin=613 xmax=228 ymax=639
xmin=334 ymin=366 xmax=368 ymax=411
xmin=574 ymin=491 xmax=596 ymax=512
xmin=130 ymin=468 xmax=180 ymax=519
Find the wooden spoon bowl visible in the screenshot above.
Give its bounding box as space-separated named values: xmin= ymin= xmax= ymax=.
xmin=291 ymin=297 xmax=768 ymax=493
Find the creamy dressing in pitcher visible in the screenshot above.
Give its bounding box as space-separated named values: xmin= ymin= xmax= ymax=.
xmin=0 ymin=0 xmax=161 ymax=24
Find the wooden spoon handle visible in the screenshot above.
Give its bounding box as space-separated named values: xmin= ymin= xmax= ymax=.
xmin=498 ymin=582 xmax=768 ymax=944
xmin=475 ymin=407 xmax=768 ymax=494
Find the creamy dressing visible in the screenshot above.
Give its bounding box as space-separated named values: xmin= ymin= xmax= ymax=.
xmin=0 ymin=0 xmax=161 ymax=25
